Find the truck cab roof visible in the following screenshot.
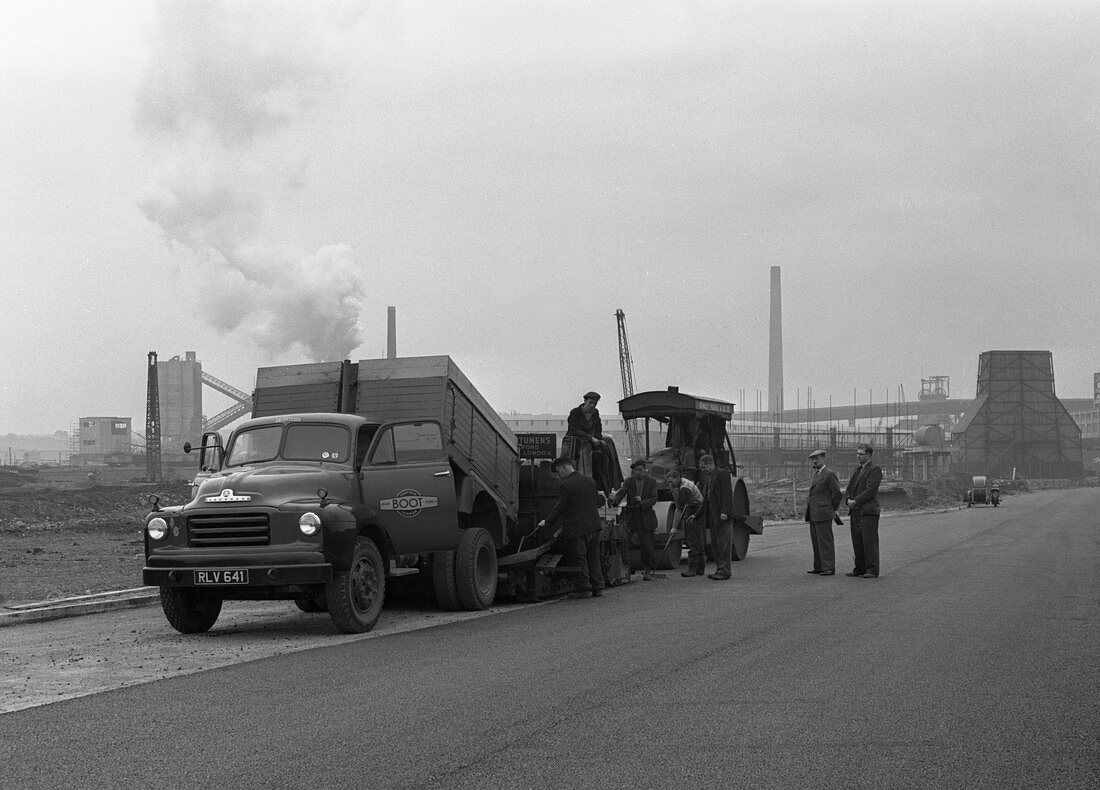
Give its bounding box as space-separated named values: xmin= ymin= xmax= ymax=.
xmin=238 ymin=412 xmax=380 ymax=430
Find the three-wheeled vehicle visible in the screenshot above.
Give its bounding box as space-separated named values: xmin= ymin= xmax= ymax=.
xmin=617 ymin=387 xmax=763 ymax=568
xmin=965 ymin=475 xmax=1000 ymax=507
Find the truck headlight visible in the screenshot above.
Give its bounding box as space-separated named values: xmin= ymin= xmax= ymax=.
xmin=147 ymin=517 xmax=168 ymax=541
xmin=299 ymin=512 xmax=321 ymax=536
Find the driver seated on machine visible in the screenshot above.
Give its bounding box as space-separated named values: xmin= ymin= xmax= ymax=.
xmin=565 ymin=391 xmax=617 ymax=497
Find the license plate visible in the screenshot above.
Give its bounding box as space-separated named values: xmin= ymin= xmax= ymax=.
xmin=195 ymin=569 xmax=249 ymax=585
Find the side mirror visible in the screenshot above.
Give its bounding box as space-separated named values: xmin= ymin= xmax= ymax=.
xmin=183 ymin=442 xmax=193 ymax=454
xmin=198 ymin=431 xmax=225 ymax=473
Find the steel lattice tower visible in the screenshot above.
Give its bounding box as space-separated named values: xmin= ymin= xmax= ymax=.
xmin=615 ymin=309 xmax=644 ymax=459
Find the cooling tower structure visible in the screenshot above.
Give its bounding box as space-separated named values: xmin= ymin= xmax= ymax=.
xmin=951 ymin=350 xmax=1083 ymax=478
xmin=157 ymin=352 xmax=203 ymax=451
xmin=768 ymin=266 xmax=784 ymax=419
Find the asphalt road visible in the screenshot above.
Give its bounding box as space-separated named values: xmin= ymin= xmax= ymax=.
xmin=2 ymin=488 xmax=1097 ymax=789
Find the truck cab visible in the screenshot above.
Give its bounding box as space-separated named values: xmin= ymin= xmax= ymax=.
xmin=144 ymin=412 xmax=467 ymax=635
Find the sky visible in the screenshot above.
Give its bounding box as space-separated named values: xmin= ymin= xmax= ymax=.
xmin=1 ymin=0 xmax=1098 ymax=435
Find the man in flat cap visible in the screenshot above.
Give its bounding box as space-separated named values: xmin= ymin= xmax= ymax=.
xmin=538 ymin=457 xmax=604 ymax=598
xmin=566 ymin=391 xmax=618 ymax=497
xmin=611 ymin=458 xmax=659 ymax=580
xmin=804 ymin=449 xmax=843 ymax=576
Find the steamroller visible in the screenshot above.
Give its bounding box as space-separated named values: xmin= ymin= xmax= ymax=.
xmin=617 ymin=387 xmax=763 ymax=569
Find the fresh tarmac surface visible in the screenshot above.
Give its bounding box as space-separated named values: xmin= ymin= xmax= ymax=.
xmin=1 ymin=488 xmax=1097 ymax=789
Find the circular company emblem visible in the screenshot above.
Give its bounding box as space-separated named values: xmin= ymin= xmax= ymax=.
xmin=393 ymin=488 xmax=425 ymax=518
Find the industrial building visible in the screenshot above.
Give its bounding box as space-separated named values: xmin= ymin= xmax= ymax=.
xmin=69 ymin=416 xmax=133 ymax=466
xmin=156 ymin=352 xmax=203 ymax=452
xmin=952 ymin=350 xmax=1083 ymax=479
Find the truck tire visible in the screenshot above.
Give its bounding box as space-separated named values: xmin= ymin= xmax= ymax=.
xmin=432 ymin=551 xmax=463 ymax=611
xmin=455 ymin=527 xmax=497 ymax=611
xmin=325 ymin=537 xmax=385 ymax=634
xmin=160 ymin=587 xmax=222 ymax=634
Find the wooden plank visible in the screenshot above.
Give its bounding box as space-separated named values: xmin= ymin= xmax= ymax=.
xmin=255 ymin=362 xmax=345 ymax=388
xmin=356 ymin=356 xmax=452 ymax=382
xmin=252 ymin=385 xmax=340 ymax=417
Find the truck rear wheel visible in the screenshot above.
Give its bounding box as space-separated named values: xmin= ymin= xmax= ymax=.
xmin=432 ymin=551 xmax=463 ymax=611
xmin=455 ymin=527 xmax=497 ymax=611
xmin=326 ymin=537 xmax=385 ymax=634
xmin=160 ymin=587 xmax=222 ymax=634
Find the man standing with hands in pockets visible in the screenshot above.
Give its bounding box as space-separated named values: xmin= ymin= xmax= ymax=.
xmin=845 ymin=443 xmax=883 ymax=578
xmin=804 ymin=448 xmax=842 ymax=576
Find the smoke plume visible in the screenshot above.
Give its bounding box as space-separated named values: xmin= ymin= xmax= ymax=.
xmin=136 ymin=0 xmax=368 ymax=361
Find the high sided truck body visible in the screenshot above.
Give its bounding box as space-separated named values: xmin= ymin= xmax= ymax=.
xmin=144 ymin=356 xmax=562 ymax=635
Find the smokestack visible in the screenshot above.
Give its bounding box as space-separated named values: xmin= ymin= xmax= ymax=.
xmin=387 ymin=306 xmax=396 ymax=359
xmin=769 ymin=266 xmax=784 ymax=419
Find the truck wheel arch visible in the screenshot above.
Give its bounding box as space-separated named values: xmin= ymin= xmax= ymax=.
xmin=329 ymin=521 xmax=391 ymax=573
xmin=457 ymin=482 xmax=506 ymax=547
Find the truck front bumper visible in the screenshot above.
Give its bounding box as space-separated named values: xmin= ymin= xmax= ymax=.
xmin=144 ymin=548 xmax=332 ymax=588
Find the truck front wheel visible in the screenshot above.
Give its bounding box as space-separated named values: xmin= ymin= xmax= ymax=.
xmin=160 ymin=587 xmax=222 ymax=634
xmin=455 ymin=527 xmax=498 ymax=611
xmin=326 ymin=537 xmax=385 ymax=634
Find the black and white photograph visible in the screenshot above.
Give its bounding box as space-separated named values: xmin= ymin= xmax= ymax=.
xmin=2 ymin=2 xmax=1097 ymax=788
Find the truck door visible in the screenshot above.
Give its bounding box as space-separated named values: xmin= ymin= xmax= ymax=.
xmin=363 ymin=421 xmax=460 ymax=554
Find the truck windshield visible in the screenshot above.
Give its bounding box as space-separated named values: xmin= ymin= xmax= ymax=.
xmin=224 ymin=423 xmax=352 ymax=467
xmin=225 ymin=425 xmax=283 ymax=467
xmin=283 ymin=424 xmax=351 ymax=463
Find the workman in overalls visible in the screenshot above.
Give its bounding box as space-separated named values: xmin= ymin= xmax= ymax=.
xmin=611 ymin=458 xmax=659 ymax=580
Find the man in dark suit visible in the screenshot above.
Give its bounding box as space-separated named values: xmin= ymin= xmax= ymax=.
xmin=611 ymin=458 xmax=659 ymax=580
xmin=804 ymin=448 xmax=843 ymax=576
xmin=844 ymin=442 xmax=883 ymax=578
xmin=538 ymin=457 xmax=604 ymax=598
xmin=699 ymin=454 xmax=735 ymax=581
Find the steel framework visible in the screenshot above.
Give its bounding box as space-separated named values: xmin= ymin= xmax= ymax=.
xmin=615 ymin=309 xmax=644 ymax=459
xmin=952 ymin=350 xmax=1083 ymax=478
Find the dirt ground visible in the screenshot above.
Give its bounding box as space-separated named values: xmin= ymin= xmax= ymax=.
xmin=0 ymin=474 xmax=978 ymax=608
xmin=0 ymin=483 xmax=193 ymax=607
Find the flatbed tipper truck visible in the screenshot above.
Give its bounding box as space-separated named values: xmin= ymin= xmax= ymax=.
xmin=143 ymin=356 xmax=580 ymax=634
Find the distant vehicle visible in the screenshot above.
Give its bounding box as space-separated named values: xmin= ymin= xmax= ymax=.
xmin=965 ymin=475 xmax=1000 ymax=507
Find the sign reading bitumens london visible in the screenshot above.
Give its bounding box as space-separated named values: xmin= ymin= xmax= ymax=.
xmin=516 ymin=433 xmax=557 ymax=460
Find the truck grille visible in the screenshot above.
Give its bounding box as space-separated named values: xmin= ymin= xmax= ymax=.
xmin=188 ymin=513 xmax=270 ymax=547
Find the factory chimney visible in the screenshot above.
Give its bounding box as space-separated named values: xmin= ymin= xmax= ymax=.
xmin=387 ymin=306 xmax=397 ymax=359
xmin=769 ymin=266 xmax=784 ymax=420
